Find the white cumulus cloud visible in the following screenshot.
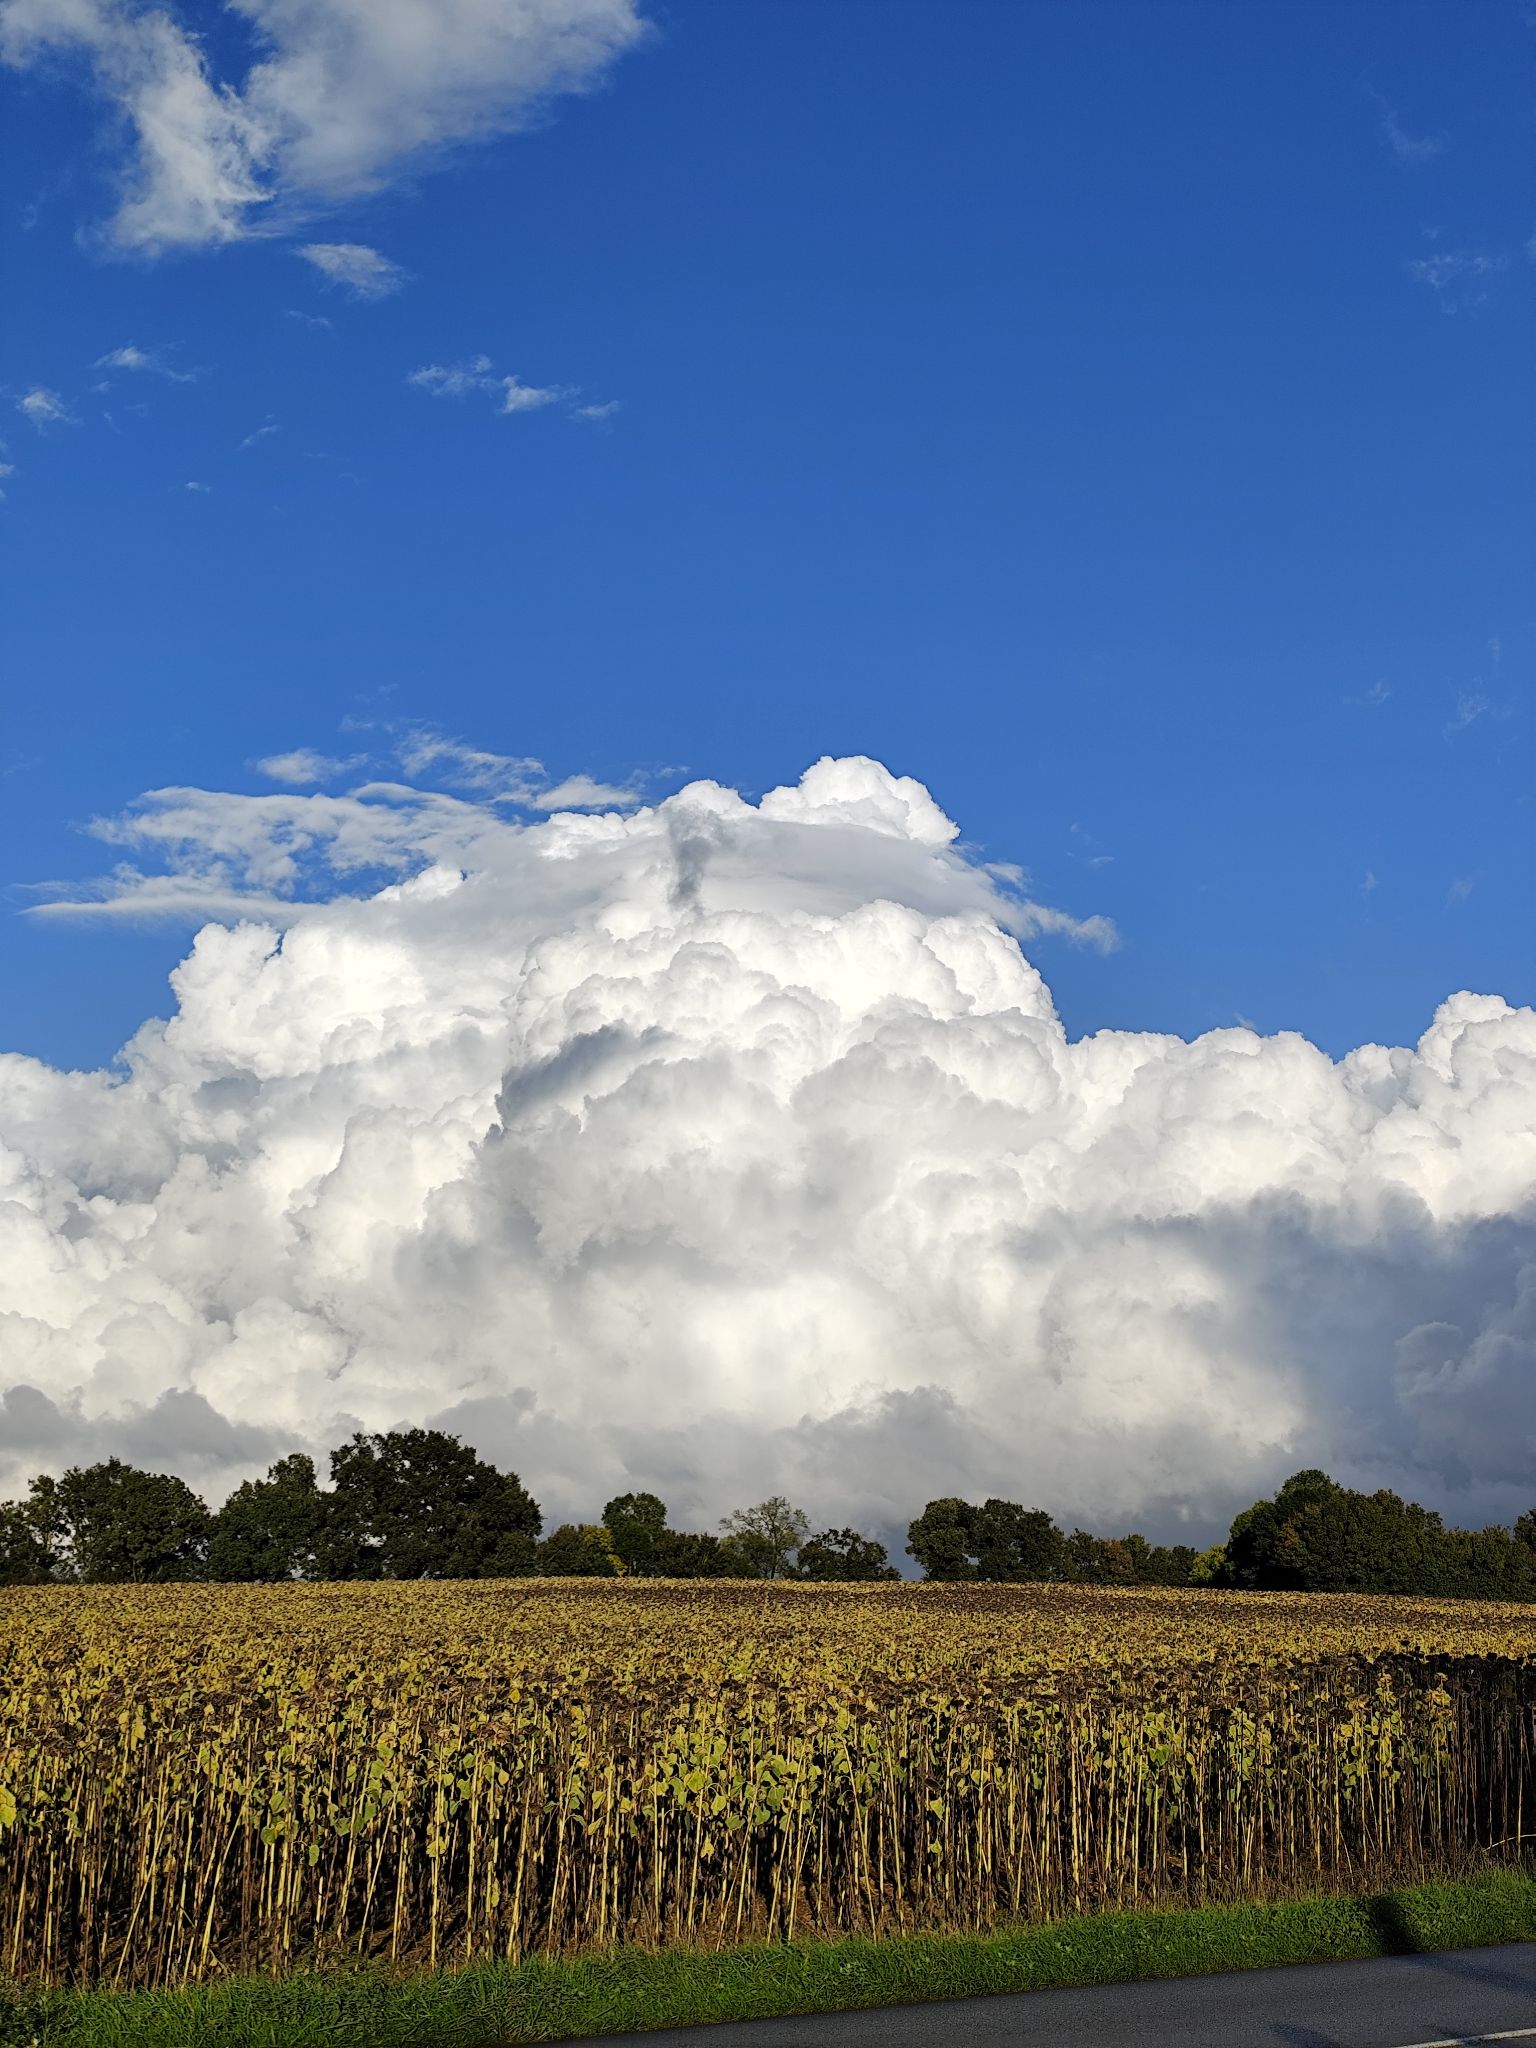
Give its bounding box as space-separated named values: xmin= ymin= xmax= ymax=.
xmin=1 ymin=755 xmax=1532 ymax=1547
xmin=0 ymin=0 xmax=647 ymax=251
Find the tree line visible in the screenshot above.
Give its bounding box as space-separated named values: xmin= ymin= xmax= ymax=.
xmin=0 ymin=1432 xmax=1531 ymax=1598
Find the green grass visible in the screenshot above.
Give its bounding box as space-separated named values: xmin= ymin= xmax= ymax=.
xmin=4 ymin=1868 xmax=1534 ymax=2047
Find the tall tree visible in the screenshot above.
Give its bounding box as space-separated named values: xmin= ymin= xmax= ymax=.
xmin=320 ymin=1429 xmax=541 ymax=1580
xmin=602 ymin=1492 xmax=668 ymax=1575
xmin=908 ymin=1498 xmax=1068 ymax=1583
xmin=906 ymin=1497 xmax=978 ymax=1580
xmin=796 ymin=1526 xmax=900 ymax=1581
xmin=207 ymin=1454 xmax=327 ymax=1582
xmin=972 ymin=1500 xmax=1068 ymax=1582
xmin=719 ymin=1497 xmax=810 ymax=1579
xmin=0 ymin=1495 xmax=55 ymax=1585
xmin=38 ymin=1460 xmax=210 ymax=1583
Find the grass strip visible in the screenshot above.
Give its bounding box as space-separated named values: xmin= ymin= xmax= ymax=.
xmin=4 ymin=1868 xmax=1535 ymax=2048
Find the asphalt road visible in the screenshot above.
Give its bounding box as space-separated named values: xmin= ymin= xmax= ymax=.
xmin=571 ymin=1944 xmax=1536 ymax=2047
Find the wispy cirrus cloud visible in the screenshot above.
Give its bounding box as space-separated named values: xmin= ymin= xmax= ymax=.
xmin=298 ymin=242 xmax=407 ymax=299
xmin=1445 ymin=688 xmax=1490 ymax=737
xmin=1406 ymin=246 xmax=1509 ymax=313
xmin=0 ymin=0 xmax=647 ymax=254
xmin=397 ymin=732 xmax=638 ymax=809
xmin=94 ymin=341 xmax=199 ymax=382
xmin=407 ymin=355 xmax=567 ymax=415
xmin=1344 ymin=680 xmax=1392 ymax=709
xmin=1370 ymin=92 xmax=1446 ymax=168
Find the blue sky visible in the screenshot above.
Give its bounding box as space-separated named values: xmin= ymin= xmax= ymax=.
xmin=3 ymin=0 xmax=1531 ymax=1074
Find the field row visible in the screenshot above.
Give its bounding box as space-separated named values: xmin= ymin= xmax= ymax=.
xmin=2 ymin=1582 xmax=1533 ymax=1988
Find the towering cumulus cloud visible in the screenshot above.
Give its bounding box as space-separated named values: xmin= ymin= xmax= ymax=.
xmin=2 ymin=757 xmax=1533 ymax=1543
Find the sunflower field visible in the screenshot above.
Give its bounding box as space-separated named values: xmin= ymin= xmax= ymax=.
xmin=1 ymin=1580 xmax=1532 ymax=1989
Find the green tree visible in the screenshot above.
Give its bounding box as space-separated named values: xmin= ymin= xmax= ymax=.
xmin=537 ymin=1523 xmax=624 ymax=1575
xmin=1064 ymin=1529 xmax=1135 ymax=1584
xmin=320 ymin=1429 xmax=541 ymax=1580
xmin=1141 ymin=1541 xmax=1199 ymax=1587
xmin=0 ymin=1494 xmax=55 ymax=1584
xmin=906 ymin=1497 xmax=979 ymax=1580
xmin=603 ymin=1492 xmax=669 ymax=1575
xmin=1188 ymin=1543 xmax=1229 ymax=1585
xmin=719 ymin=1496 xmax=810 ymax=1579
xmin=907 ymin=1498 xmax=1067 ymax=1583
xmin=1219 ymin=1470 xmax=1532 ymax=1598
xmin=973 ymin=1500 xmax=1067 ymax=1582
xmin=652 ymin=1528 xmax=739 ymax=1577
xmin=206 ymin=1454 xmax=327 ymax=1582
xmin=796 ymin=1527 xmax=900 ymax=1581
xmin=40 ymin=1460 xmax=210 ymax=1583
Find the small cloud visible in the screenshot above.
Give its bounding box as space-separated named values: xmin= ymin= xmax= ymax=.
xmin=1371 ymin=93 xmax=1446 ymax=167
xmin=531 ymin=774 xmax=640 ymax=811
xmin=1362 ymin=870 xmax=1378 ymax=896
xmin=1346 ymin=679 xmax=1392 ymax=708
xmin=1446 ymin=876 xmax=1475 ymax=906
xmin=298 ymin=243 xmax=407 ymax=301
xmin=253 ymin=748 xmax=361 ymax=786
xmin=239 ymin=420 xmax=279 ymax=450
xmin=572 ymin=399 xmax=620 ymax=421
xmin=408 ymin=356 xmax=497 ymax=399
xmin=500 ymin=374 xmax=562 ymax=414
xmin=1445 ymin=688 xmax=1489 ymax=737
xmin=184 ymin=480 xmax=211 ymax=494
xmin=1406 ymin=247 xmax=1509 ymax=313
xmin=94 ymin=342 xmax=198 ymax=382
xmin=17 ymin=387 xmax=74 ymax=429
xmin=285 ymin=309 xmax=333 ymax=330
xmin=409 ymin=356 xmax=566 ymax=415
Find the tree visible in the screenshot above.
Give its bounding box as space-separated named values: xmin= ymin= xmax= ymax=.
xmin=537 ymin=1523 xmax=625 ymax=1575
xmin=906 ymin=1498 xmax=979 ymax=1579
xmin=0 ymin=1495 xmax=54 ymax=1585
xmin=207 ymin=1454 xmax=327 ymax=1582
xmin=907 ymin=1498 xmax=1067 ymax=1583
xmin=719 ymin=1497 xmax=810 ymax=1579
xmin=1064 ymin=1530 xmax=1138 ymax=1584
xmin=40 ymin=1460 xmax=210 ymax=1583
xmin=1141 ymin=1541 xmax=1198 ymax=1587
xmin=1218 ymin=1470 xmax=1531 ymax=1598
xmin=1515 ymin=1509 xmax=1536 ymax=1554
xmin=1063 ymin=1531 xmax=1199 ymax=1588
xmin=320 ymin=1429 xmax=541 ymax=1580
xmin=653 ymin=1528 xmax=740 ymax=1577
xmin=796 ymin=1527 xmax=900 ymax=1582
xmin=1188 ymin=1543 xmax=1228 ymax=1585
xmin=973 ymin=1500 xmax=1067 ymax=1582
xmin=603 ymin=1492 xmax=669 ymax=1575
